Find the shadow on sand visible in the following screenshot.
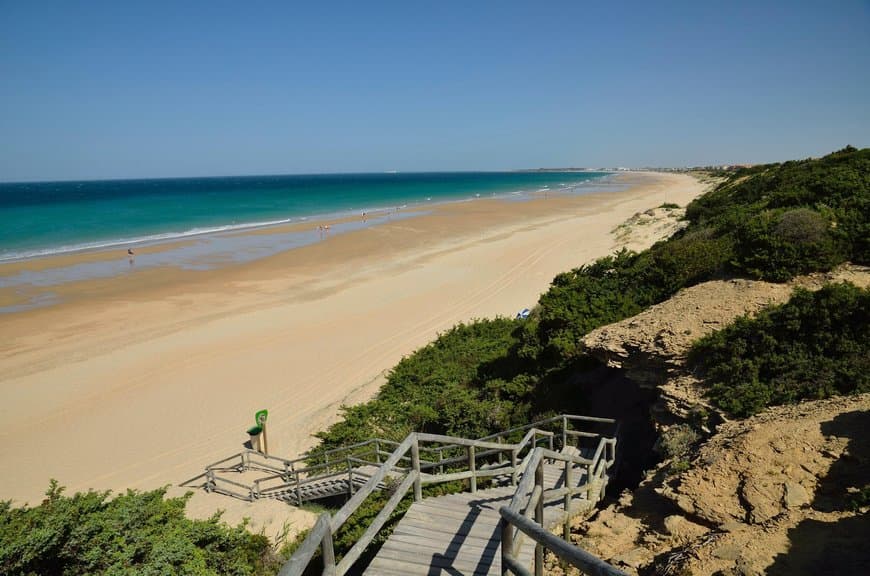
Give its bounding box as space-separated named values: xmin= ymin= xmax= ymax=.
xmin=766 ymin=409 xmax=869 ymax=575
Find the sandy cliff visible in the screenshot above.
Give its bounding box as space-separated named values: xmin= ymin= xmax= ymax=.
xmin=546 ymin=254 xmax=870 ymax=575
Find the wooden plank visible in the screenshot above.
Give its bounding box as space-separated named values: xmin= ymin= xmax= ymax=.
xmin=433 ymin=488 xmax=514 ymax=506
xmin=389 ymin=528 xmax=499 ymax=550
xmin=369 ymin=545 xmax=499 ymax=575
xmin=404 ymin=507 xmax=499 ymax=526
xmin=386 ymin=531 xmax=502 ymax=554
xmin=401 ymin=516 xmax=501 ymax=536
xmin=409 ymin=500 xmax=503 ymax=518
xmin=393 ymin=522 xmax=502 ymax=545
xmin=367 ymin=556 xmax=483 ymax=576
xmin=377 ymin=540 xmax=501 ymax=567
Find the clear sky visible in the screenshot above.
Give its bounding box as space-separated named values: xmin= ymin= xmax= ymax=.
xmin=1 ymin=1 xmax=868 ymax=181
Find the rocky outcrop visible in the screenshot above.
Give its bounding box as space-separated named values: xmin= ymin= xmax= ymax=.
xmin=580 ymin=265 xmax=870 ymax=421
xmin=545 ymin=260 xmax=870 ymax=576
xmin=580 ymin=278 xmax=794 ymax=386
xmin=546 ymin=393 xmax=870 ymax=576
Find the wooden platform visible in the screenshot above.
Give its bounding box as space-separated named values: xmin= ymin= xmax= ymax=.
xmin=365 ymin=458 xmax=591 ymax=575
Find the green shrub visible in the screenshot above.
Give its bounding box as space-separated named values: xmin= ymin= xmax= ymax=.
xmin=0 ymin=481 xmax=280 ymax=576
xmin=689 ymin=283 xmax=870 ymax=417
xmin=657 ymin=424 xmax=700 ymax=460
xmin=733 ymin=208 xmax=844 ymax=281
xmin=686 ymin=145 xmax=869 ymax=280
xmin=314 ymin=318 xmax=533 ymax=450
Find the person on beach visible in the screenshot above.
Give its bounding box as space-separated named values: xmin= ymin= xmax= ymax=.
xmin=127 ymin=248 xmax=135 ymax=266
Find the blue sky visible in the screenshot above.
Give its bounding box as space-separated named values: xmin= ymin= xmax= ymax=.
xmin=1 ymin=1 xmax=868 ymax=181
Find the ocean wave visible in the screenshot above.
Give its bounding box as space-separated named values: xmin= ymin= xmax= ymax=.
xmin=0 ymin=218 xmax=295 ymax=263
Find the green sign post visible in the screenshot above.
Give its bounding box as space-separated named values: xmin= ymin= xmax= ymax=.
xmin=255 ymin=409 xmax=269 ymax=454
xmin=255 ymin=410 xmax=268 ymax=426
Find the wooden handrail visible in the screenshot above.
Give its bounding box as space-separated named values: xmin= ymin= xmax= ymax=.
xmin=499 ymin=507 xmax=627 ymax=576
xmin=250 ymin=415 xmax=620 ymax=575
xmin=330 ymin=434 xmax=415 ymax=531
xmin=279 ymin=514 xmax=334 ymax=576
xmin=499 ymin=427 xmax=621 ymax=575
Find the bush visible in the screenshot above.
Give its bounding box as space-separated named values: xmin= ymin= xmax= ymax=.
xmin=0 ymin=481 xmax=280 ymax=576
xmin=657 ymin=424 xmax=700 ymax=460
xmin=686 ymin=145 xmax=869 ymax=280
xmin=314 ymin=318 xmax=534 ymax=450
xmin=733 ymin=208 xmax=844 ymax=281
xmin=689 ymin=283 xmax=870 ymax=417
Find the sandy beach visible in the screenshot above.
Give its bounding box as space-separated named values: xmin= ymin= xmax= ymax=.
xmin=0 ymin=172 xmax=704 ymax=506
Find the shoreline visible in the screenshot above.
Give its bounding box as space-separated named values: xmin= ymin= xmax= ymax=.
xmin=0 ymin=172 xmax=705 ymax=505
xmin=0 ymin=171 xmax=620 ymax=271
xmin=0 ymin=178 xmax=626 ymax=313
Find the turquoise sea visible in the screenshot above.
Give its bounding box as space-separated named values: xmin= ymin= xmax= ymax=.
xmin=0 ymin=171 xmax=615 ymax=261
xmin=0 ymin=171 xmax=619 ymax=311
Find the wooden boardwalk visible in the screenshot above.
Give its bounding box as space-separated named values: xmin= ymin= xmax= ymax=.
xmin=366 ymin=456 xmax=593 ymax=575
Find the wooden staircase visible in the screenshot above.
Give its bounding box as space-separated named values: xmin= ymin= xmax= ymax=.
xmin=366 ymin=447 xmax=596 ymax=575
xmin=184 ymin=415 xmax=625 ymax=576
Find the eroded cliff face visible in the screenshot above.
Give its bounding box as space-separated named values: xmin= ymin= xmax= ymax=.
xmin=547 ymin=394 xmax=870 ymax=576
xmin=580 ymin=265 xmax=870 ymax=423
xmin=545 ymin=265 xmax=870 ymax=575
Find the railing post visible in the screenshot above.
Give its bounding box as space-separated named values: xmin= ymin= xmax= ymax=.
xmin=347 ymin=456 xmax=354 ymax=496
xmin=586 ymin=463 xmax=593 ymax=501
xmin=375 ymin=440 xmax=381 ymax=464
xmin=468 ymin=445 xmax=477 ymax=493
xmin=564 ymin=459 xmax=573 ymax=543
xmin=411 ymin=435 xmax=422 ymax=502
xmin=561 ymin=415 xmax=567 ymax=450
xmin=500 ymin=517 xmax=514 ymax=576
xmin=511 ymin=449 xmax=518 ymax=486
xmin=535 ymin=459 xmax=544 ymax=576
xmin=438 ymin=447 xmax=444 ymax=475
xmin=498 ymin=436 xmax=504 ymax=465
xmin=322 ymin=526 xmax=336 ymax=576
xmin=294 ymin=462 xmax=303 ymax=506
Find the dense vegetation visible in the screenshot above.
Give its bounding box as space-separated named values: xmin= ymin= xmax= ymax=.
xmin=0 ymin=482 xmax=281 ymax=576
xmin=685 ymin=145 xmax=869 ymax=281
xmin=316 ymin=146 xmax=869 ymax=451
xmin=689 ymin=283 xmax=869 ymax=418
